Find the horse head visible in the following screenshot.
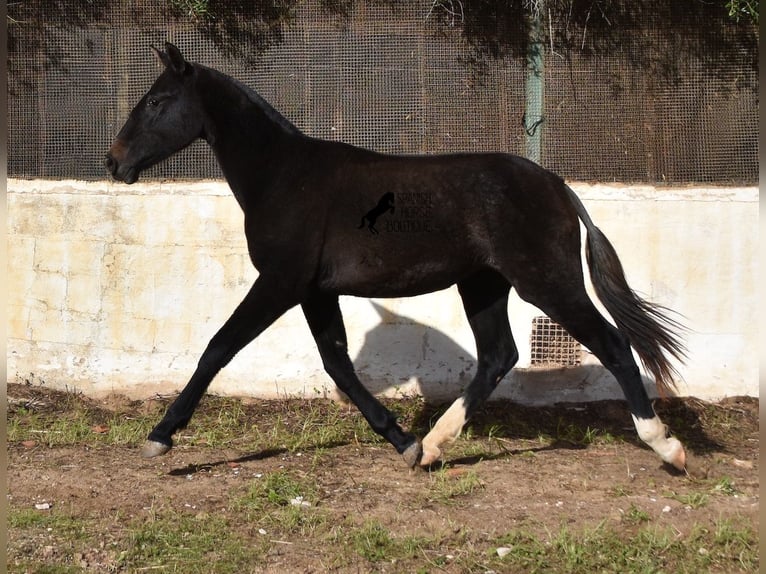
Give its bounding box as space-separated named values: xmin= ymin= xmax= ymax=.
xmin=105 ymin=43 xmax=204 ymax=184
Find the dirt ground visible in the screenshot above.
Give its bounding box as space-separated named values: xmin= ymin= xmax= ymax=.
xmin=7 ymin=383 xmax=760 ymax=572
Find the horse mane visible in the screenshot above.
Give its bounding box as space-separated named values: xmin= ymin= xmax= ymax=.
xmin=196 ymin=63 xmax=302 ymax=136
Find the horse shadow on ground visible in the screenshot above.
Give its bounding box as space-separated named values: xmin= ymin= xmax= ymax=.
xmin=350 ymin=302 xmax=721 ymax=459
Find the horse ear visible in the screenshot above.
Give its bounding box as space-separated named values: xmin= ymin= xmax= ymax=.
xmin=151 ymin=42 xmax=190 ymax=75
xmin=164 ymin=42 xmax=189 ymax=75
xmin=150 ymin=45 xmax=165 ymax=67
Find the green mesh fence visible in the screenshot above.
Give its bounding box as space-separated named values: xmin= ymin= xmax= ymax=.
xmin=8 ymin=1 xmax=758 ymax=183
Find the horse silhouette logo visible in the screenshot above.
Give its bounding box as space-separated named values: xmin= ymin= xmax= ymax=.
xmin=358 ymin=192 xmax=395 ymax=234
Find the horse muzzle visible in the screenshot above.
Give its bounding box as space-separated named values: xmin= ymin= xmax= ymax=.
xmin=105 ymin=140 xmax=140 ymax=184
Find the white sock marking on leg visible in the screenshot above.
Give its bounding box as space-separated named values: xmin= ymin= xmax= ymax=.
xmin=632 ymin=414 xmax=685 ymax=469
xmin=420 ymin=397 xmax=468 ymax=465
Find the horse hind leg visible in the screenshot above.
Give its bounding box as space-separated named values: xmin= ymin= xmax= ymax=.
xmin=421 ymin=271 xmax=517 ymax=466
xmin=518 ymin=281 xmax=685 ymax=471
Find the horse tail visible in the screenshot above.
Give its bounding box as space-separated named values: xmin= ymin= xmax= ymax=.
xmin=563 ymin=184 xmax=686 ymax=396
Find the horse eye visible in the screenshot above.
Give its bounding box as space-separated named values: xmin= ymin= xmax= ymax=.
xmin=147 ymin=97 xmax=160 ymax=108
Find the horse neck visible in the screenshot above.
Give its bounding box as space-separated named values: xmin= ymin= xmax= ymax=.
xmin=197 ymin=67 xmax=304 ymax=205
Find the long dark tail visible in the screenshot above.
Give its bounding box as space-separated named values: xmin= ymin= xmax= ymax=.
xmin=564 ymin=185 xmax=686 ymax=396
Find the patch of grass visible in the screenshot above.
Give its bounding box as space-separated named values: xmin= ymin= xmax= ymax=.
xmin=287 ymin=400 xmax=379 ymax=451
xmin=491 ymin=530 xmax=548 ymax=570
xmin=118 ymin=508 xmax=256 ymax=572
xmin=9 ymin=487 xmax=758 ymax=573
xmin=712 ymin=518 xmax=759 ymax=571
xmin=448 ymin=435 xmax=495 ymax=461
xmin=711 ymin=476 xmax=739 ymax=496
xmin=183 ymin=400 xmax=247 ymax=447
xmin=10 ymin=565 xmax=82 ymax=574
xmin=9 ymin=508 xmax=89 ymax=539
xmin=426 ymin=467 xmax=484 ymax=503
xmin=665 ymin=490 xmax=710 ymax=509
xmin=609 ymin=485 xmax=631 ymax=497
xmin=8 ymin=404 xmax=157 ymax=448
xmin=233 ymin=469 xmax=326 ymax=535
xmin=9 ymin=508 xmax=100 ymax=572
xmin=622 ymin=504 xmax=651 ymax=525
xmin=341 ymin=519 xmax=431 ymax=565
xmin=350 ymin=520 xmax=397 ymax=562
xmin=227 ymin=398 xmax=384 ymax=457
xmin=170 ymin=0 xmax=213 ymax=22
xmin=483 ymin=422 xmax=507 ymax=440
xmin=8 ymin=390 xmax=383 ymax=454
xmin=555 ymin=420 xmax=609 ymax=446
xmin=236 ymin=469 xmax=318 ymax=510
xmin=100 ymin=415 xmax=157 ymax=445
xmin=491 ymin=518 xmax=758 ymax=573
xmin=8 ymin=500 xmax=261 ymax=573
xmin=9 ymin=408 xmax=92 ymax=446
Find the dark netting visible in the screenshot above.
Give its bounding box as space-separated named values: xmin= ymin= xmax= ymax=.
xmin=8 ymin=0 xmax=758 ymax=183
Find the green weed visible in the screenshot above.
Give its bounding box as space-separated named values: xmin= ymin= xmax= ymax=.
xmin=666 ymin=491 xmax=710 ymax=509
xmin=351 ymin=520 xmax=397 ymax=562
xmin=622 ymin=504 xmax=651 ymax=525
xmin=426 ymin=467 xmax=484 ymax=503
xmin=233 ymin=469 xmax=326 ymax=536
xmin=711 ymin=476 xmax=739 ymax=496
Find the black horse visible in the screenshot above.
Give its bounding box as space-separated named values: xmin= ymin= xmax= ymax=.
xmin=106 ymin=43 xmax=687 ymax=471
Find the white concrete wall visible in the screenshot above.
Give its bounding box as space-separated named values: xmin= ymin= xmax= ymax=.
xmin=7 ymin=178 xmax=758 ymax=403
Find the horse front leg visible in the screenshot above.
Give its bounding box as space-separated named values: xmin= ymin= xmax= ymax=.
xmin=302 ymin=291 xmax=422 ymax=467
xmin=141 ymin=278 xmax=296 ymax=458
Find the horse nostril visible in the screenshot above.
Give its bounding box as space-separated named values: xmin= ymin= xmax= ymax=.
xmin=105 ymin=154 xmax=115 ymax=171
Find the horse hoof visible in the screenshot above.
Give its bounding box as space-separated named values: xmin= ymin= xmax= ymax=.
xmin=665 ymin=438 xmax=686 ymax=472
xmin=141 ymin=440 xmax=172 ymax=458
xmin=401 ymin=440 xmax=422 ymax=468
xmin=419 ymin=443 xmax=442 ymax=467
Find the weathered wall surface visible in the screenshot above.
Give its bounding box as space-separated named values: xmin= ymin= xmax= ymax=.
xmin=7 ymin=179 xmax=758 ymax=403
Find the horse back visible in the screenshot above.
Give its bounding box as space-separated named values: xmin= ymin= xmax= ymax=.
xmin=292 ymin=143 xmax=579 ymax=297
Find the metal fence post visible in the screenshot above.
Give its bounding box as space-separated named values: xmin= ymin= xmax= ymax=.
xmin=524 ymin=3 xmax=545 ymax=165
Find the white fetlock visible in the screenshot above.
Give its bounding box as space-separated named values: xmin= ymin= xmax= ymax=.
xmin=632 ymin=415 xmax=686 ymax=470
xmin=419 ymin=397 xmax=467 ymax=467
xmin=419 ymin=441 xmax=443 ymax=467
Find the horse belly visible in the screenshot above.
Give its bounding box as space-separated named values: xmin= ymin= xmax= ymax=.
xmin=319 ymin=236 xmax=475 ymax=298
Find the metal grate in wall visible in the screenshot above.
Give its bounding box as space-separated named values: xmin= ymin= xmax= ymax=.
xmin=529 ymin=316 xmax=582 ymax=368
